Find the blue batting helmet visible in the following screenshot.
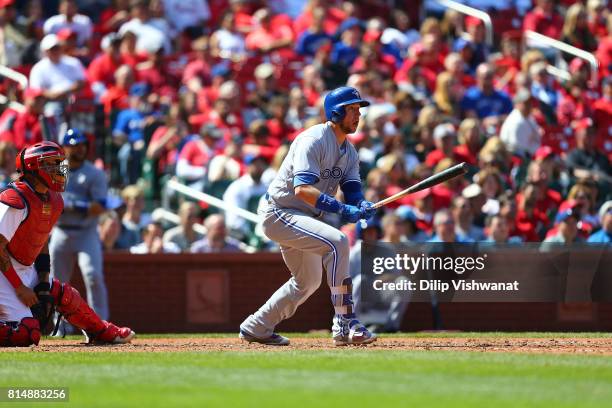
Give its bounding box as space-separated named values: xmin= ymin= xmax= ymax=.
xmin=61 ymin=128 xmax=88 ymax=146
xmin=324 ymin=86 xmax=370 ymax=123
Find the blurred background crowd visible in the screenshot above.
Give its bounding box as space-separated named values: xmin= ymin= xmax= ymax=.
xmin=0 ymin=0 xmax=610 ymax=256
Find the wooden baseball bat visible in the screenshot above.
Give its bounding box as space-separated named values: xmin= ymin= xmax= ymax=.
xmin=372 ymin=162 xmax=468 ymax=209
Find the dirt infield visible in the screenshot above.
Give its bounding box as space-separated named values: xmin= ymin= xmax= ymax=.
xmin=3 ymin=337 xmax=612 ymax=354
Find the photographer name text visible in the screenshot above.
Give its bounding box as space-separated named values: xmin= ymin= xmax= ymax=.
xmin=373 ymin=279 xmax=520 ymax=292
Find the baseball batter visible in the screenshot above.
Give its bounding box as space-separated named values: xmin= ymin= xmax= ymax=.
xmin=50 ymin=129 xmax=110 ymax=323
xmin=0 ymin=141 xmax=134 ymax=346
xmin=240 ymin=86 xmax=377 ymax=346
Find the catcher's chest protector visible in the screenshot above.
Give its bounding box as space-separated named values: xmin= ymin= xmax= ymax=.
xmin=0 ymin=181 xmax=63 ymax=266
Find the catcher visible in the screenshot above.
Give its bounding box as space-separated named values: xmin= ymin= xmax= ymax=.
xmin=0 ymin=141 xmax=135 ymax=347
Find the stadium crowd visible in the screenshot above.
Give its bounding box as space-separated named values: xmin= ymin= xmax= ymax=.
xmin=0 ymin=0 xmax=610 ymax=255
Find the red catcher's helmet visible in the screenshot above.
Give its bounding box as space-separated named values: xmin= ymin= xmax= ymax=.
xmin=16 ymin=141 xmax=68 ymax=192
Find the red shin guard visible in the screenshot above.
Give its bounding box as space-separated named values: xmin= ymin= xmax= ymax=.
xmin=50 ymin=279 xmax=120 ymax=342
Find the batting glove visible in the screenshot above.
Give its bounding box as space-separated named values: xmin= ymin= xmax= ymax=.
xmin=358 ymin=200 xmax=377 ymax=220
xmin=339 ymin=203 xmax=365 ymax=223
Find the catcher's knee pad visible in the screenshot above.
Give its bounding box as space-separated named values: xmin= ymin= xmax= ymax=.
xmin=50 ymin=279 xmax=106 ymax=335
xmin=331 ymin=277 xmax=353 ymax=315
xmin=0 ymin=318 xmax=41 ymax=347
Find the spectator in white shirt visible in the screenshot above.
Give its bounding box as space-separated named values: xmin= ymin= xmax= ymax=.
xmin=119 ymin=0 xmax=171 ymax=55
xmin=29 ymin=33 xmax=85 ymax=119
xmin=223 ymin=155 xmax=270 ymax=238
xmin=162 ymin=0 xmax=210 ymax=36
xmin=43 ymin=0 xmax=92 ymax=48
xmin=210 ymin=11 xmax=247 ymax=61
xmin=130 ymin=221 xmax=181 ymax=254
xmin=500 ymin=88 xmax=541 ymax=158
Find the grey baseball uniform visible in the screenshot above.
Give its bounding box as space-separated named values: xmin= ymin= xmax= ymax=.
xmin=49 ymin=161 xmax=109 ymax=320
xmin=240 ymin=123 xmax=361 ymax=338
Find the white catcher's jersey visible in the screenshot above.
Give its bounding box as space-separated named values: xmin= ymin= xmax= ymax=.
xmin=266 ymin=123 xmax=361 ymax=216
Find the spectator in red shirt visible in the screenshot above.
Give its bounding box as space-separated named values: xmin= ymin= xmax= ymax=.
xmin=245 ymin=8 xmax=294 ymax=57
xmin=146 ymin=101 xmax=189 ymax=175
xmin=444 ymin=52 xmax=476 ymax=89
xmin=492 ymin=31 xmax=522 ymax=94
xmin=395 ymin=34 xmax=444 ymax=93
xmin=561 ymin=3 xmax=598 ymax=53
xmin=587 ymin=0 xmax=609 ymax=39
xmin=100 ymin=64 xmax=134 ymax=117
xmin=135 ymin=45 xmax=178 ymax=102
xmin=182 ymin=36 xmax=213 ymax=94
xmin=227 ymin=0 xmax=256 ymax=34
xmin=454 ymin=118 xmax=482 ymax=166
xmin=98 ymin=0 xmax=131 ymax=36
xmin=515 ymin=182 xmax=550 ymax=242
xmin=517 ymin=160 xmax=562 ymax=219
xmin=265 ymin=95 xmax=294 ymax=146
xmin=0 ymin=88 xmax=45 ymax=150
xmin=523 ymin=0 xmax=564 ymax=39
xmin=593 ymin=76 xmax=612 ymax=153
xmin=556 ymin=77 xmax=594 ymax=128
xmin=190 ymin=80 xmax=244 ymax=140
xmin=425 ymin=123 xmax=458 ymax=168
xmin=88 ymin=33 xmax=124 ymax=100
xmin=119 ymin=29 xmax=145 ymax=68
xmin=195 ymin=61 xmax=233 ymax=114
xmin=596 ymin=29 xmax=612 ymax=78
xmin=176 ymin=123 xmax=223 ymax=191
xmin=293 ymin=0 xmax=346 ymax=36
xmin=56 ymin=27 xmax=82 ymax=60
xmin=350 ymin=31 xmax=397 ymax=78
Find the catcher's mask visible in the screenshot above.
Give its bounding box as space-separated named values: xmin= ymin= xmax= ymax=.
xmin=16 ymin=141 xmax=68 ymax=192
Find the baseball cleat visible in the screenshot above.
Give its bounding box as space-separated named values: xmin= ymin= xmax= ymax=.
xmin=85 ymin=323 xmax=136 ymax=345
xmin=111 ymin=329 xmax=136 ymax=344
xmin=332 ymin=315 xmax=377 ymax=346
xmin=239 ymin=329 xmax=290 ymax=346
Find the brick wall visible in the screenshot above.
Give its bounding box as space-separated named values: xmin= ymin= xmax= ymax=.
xmin=68 ymin=253 xmax=612 ymax=333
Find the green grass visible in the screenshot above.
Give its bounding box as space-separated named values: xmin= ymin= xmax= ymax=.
xmin=1 ymin=334 xmax=612 ymax=408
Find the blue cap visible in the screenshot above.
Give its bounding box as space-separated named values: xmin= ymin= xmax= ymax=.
xmin=355 ymin=217 xmax=382 ymax=239
xmin=129 ymin=82 xmax=150 ymax=97
xmin=244 ymin=154 xmax=267 ymax=165
xmin=61 ymin=128 xmax=88 ymax=146
xmin=336 ymin=18 xmax=365 ymax=37
xmin=396 ymin=205 xmax=417 ymax=223
xmin=453 ymin=38 xmax=474 ymax=52
xmin=555 ymin=209 xmax=580 ymax=224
